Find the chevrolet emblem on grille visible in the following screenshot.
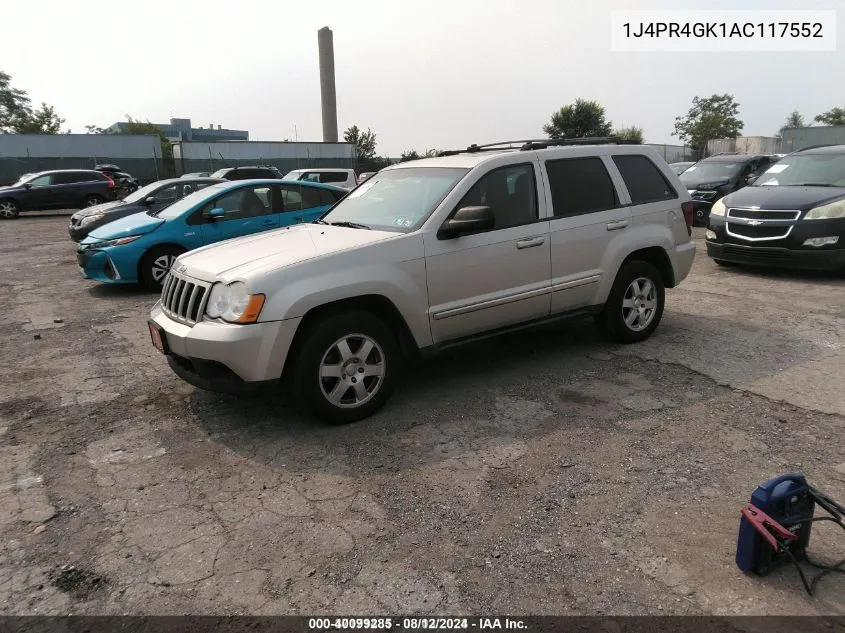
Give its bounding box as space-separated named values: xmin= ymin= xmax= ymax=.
xmin=747 ymin=220 xmax=763 ymax=226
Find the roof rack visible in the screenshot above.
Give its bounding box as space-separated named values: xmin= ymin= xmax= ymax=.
xmin=437 ymin=136 xmax=640 ymax=157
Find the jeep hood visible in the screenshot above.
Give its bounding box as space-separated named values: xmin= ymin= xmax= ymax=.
xmin=177 ymin=224 xmax=398 ymax=282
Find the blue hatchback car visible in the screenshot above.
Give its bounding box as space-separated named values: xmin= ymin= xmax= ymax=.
xmin=77 ymin=179 xmax=347 ymax=289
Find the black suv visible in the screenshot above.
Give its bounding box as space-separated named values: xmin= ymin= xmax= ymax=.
xmin=680 ymin=154 xmax=783 ymax=226
xmin=210 ymin=165 xmax=283 ymax=180
xmin=0 ymin=170 xmax=118 ymax=219
xmin=705 ymin=144 xmax=845 ymax=273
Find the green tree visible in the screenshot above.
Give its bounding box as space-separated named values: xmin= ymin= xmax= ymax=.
xmin=117 ymin=116 xmax=172 ymax=158
xmin=85 ymin=124 xmax=108 ymax=134
xmin=673 ymin=94 xmax=743 ymax=156
xmin=814 ymin=107 xmax=845 ymax=126
xmin=543 ymin=99 xmax=613 ymax=140
xmin=613 ymin=126 xmax=644 ymax=143
xmin=343 ymin=125 xmax=377 ymax=160
xmin=12 ymin=103 xmax=65 ymax=134
xmin=399 ymin=149 xmax=421 ymax=162
xmin=776 ymin=110 xmax=805 ymax=139
xmin=0 ymin=70 xmax=65 ymax=134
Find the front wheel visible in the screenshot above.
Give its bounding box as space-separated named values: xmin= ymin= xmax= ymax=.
xmin=139 ymin=245 xmax=184 ymax=291
xmin=0 ymin=199 xmax=20 ymax=219
xmin=291 ymin=311 xmax=400 ymax=424
xmin=595 ymin=260 xmax=665 ymax=344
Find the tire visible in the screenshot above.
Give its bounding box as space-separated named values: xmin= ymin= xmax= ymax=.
xmin=291 ymin=310 xmax=400 ymax=424
xmin=595 ymin=260 xmax=665 ymax=344
xmin=83 ymin=195 xmax=104 ymax=208
xmin=0 ymin=199 xmax=20 ymax=219
xmin=139 ymin=245 xmax=184 ymax=291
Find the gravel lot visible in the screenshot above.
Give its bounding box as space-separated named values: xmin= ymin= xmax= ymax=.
xmin=1 ymin=215 xmax=843 ymax=616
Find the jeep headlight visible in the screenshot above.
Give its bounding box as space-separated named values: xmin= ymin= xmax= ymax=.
xmin=804 ymin=199 xmax=845 ymax=220
xmin=80 ymin=213 xmax=104 ymax=226
xmin=205 ymin=281 xmax=265 ymax=323
xmin=710 ymin=198 xmax=726 ymax=217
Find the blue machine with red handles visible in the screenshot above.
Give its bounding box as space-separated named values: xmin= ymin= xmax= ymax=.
xmin=736 ymin=473 xmax=814 ymax=575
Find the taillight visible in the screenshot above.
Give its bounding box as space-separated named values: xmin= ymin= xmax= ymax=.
xmin=681 ymin=201 xmax=693 ymax=235
xmin=105 ymin=176 xmax=115 ymax=188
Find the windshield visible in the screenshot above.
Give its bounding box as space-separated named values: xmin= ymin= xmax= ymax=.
xmin=753 ymin=153 xmax=845 ymax=187
xmin=319 ymin=167 xmax=469 ymax=232
xmin=122 ymin=181 xmax=163 ymax=203
xmin=156 ymin=183 xmax=230 ymax=220
xmin=680 ymin=161 xmax=746 ymax=184
xmin=12 ymin=173 xmax=35 ymax=186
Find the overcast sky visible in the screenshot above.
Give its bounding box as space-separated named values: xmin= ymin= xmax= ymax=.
xmin=5 ymin=0 xmax=844 ymax=155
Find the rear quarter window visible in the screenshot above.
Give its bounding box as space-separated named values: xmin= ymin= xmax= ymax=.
xmin=612 ymin=155 xmax=678 ymax=204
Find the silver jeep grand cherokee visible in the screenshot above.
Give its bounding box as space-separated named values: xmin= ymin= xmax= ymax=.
xmin=148 ymin=139 xmax=696 ymax=424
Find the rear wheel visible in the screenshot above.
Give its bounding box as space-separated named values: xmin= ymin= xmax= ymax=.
xmin=595 ymin=260 xmax=665 ymax=344
xmin=139 ymin=245 xmax=184 ymax=291
xmin=291 ymin=310 xmax=400 ymax=424
xmin=0 ymin=199 xmax=20 ymax=219
xmin=83 ymin=195 xmax=104 ymax=208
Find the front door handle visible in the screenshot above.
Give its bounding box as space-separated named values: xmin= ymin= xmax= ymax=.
xmin=516 ymin=236 xmax=545 ymax=249
xmin=606 ymin=220 xmax=629 ymax=231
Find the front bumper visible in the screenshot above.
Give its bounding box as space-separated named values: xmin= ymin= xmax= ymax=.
xmin=706 ymin=217 xmax=845 ymax=271
xmin=77 ymin=248 xmax=130 ymax=283
xmin=149 ymin=303 xmax=302 ymax=392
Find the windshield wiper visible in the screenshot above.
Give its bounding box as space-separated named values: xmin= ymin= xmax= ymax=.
xmin=328 ymin=221 xmax=370 ymax=229
xmin=790 ymin=183 xmax=838 ymax=187
xmin=312 ymin=218 xmax=330 ymax=225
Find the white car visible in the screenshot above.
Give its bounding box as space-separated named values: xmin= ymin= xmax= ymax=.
xmin=150 ymin=140 xmax=695 ymax=424
xmin=282 ymin=168 xmax=357 ymax=190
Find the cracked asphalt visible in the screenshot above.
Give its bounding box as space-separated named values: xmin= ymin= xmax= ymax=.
xmin=1 ymin=216 xmax=844 ymax=616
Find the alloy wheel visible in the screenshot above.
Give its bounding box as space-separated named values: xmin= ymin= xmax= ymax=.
xmin=318 ymin=334 xmax=386 ymax=408
xmin=0 ymin=202 xmax=17 ymax=218
xmin=151 ymin=255 xmax=176 ymax=283
xmin=622 ymin=277 xmax=657 ymax=332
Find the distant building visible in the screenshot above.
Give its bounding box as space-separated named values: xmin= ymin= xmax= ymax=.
xmin=780 ymin=126 xmax=845 ymax=153
xmin=706 ymin=136 xmax=782 ymax=156
xmin=107 ymin=117 xmax=248 ymax=142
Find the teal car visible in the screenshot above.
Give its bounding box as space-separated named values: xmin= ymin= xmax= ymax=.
xmin=77 ymin=179 xmax=346 ymax=289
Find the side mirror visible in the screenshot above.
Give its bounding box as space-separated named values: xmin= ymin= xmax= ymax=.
xmin=438 ymin=206 xmax=495 ymax=239
xmin=207 ymin=207 xmax=225 ymax=220
xmin=143 ymin=196 xmax=156 ymax=206
xmin=23 ymin=183 xmax=32 ymax=190
xmin=745 ymin=175 xmax=758 ymax=185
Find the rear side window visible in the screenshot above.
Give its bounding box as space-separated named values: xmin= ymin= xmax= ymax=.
xmin=612 ymin=155 xmax=677 ymax=204
xmin=316 ymin=171 xmax=349 ymax=183
xmin=545 ymin=157 xmax=618 ymax=218
xmin=300 ymin=185 xmax=324 ymax=209
xmin=317 ymin=188 xmax=338 ymax=206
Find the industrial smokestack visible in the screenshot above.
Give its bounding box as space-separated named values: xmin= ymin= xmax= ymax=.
xmin=318 ymin=26 xmax=338 ymax=143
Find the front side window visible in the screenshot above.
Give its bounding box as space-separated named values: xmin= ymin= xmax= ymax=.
xmin=455 ymin=164 xmax=538 ymax=230
xmin=545 ymin=157 xmax=618 ymax=217
xmin=320 ymin=167 xmax=468 ymax=232
xmin=29 ymin=174 xmax=53 ymax=187
xmin=202 ymin=185 xmax=274 ymax=220
xmin=152 ymin=185 xmax=179 ymax=204
xmin=312 ymin=171 xmax=348 ymax=183
xmin=612 ymin=155 xmax=677 ymax=204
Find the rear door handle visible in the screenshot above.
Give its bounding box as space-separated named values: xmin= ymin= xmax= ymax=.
xmin=606 ymin=220 xmax=629 ymax=231
xmin=516 ymin=236 xmax=545 ymax=249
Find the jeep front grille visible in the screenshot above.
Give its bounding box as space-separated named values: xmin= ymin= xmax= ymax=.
xmin=160 ymin=271 xmax=211 ymax=326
